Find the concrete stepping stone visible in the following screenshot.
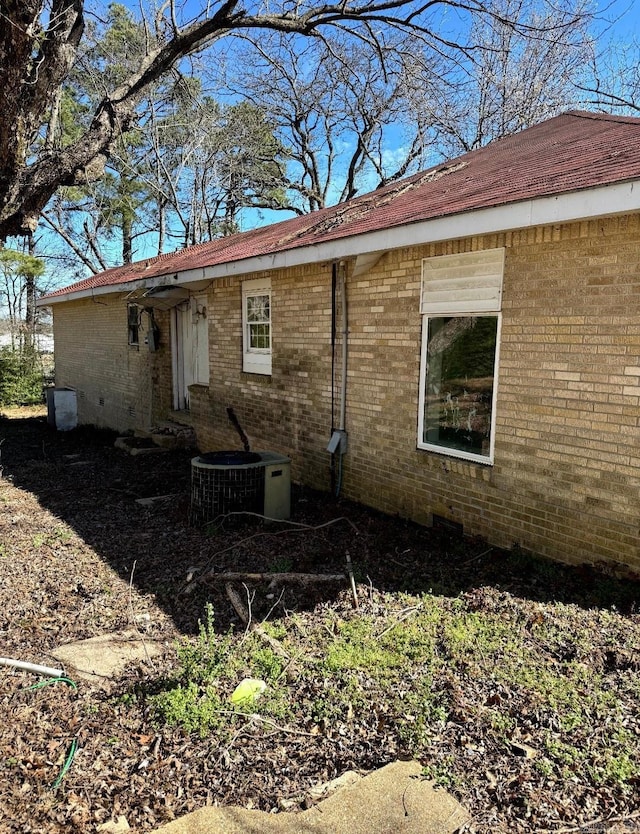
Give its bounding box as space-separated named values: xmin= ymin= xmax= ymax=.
xmin=153 ymin=760 xmax=470 ymax=834
xmin=53 ymin=629 xmax=163 ymax=686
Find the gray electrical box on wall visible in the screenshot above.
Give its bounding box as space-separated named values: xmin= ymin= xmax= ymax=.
xmin=327 ymin=429 xmax=348 ymax=454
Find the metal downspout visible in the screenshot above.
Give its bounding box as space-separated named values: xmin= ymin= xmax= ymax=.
xmin=327 ymin=261 xmax=348 ymax=496
xmin=339 ymin=261 xmax=348 ymax=432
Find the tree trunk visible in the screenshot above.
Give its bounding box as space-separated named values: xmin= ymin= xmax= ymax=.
xmin=157 ymin=200 xmax=166 ymax=255
xmin=122 ymin=212 xmax=133 ymax=264
xmin=24 ymin=236 xmax=37 ymax=350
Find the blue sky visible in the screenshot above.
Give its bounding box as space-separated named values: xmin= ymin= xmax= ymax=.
xmin=604 ymin=0 xmax=640 ymax=36
xmin=118 ymin=0 xmax=639 ymax=35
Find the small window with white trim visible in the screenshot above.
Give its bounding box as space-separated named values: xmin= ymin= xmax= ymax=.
xmin=417 ymin=249 xmax=504 ymax=464
xmin=127 ymin=303 xmax=140 ymax=347
xmin=242 ymin=278 xmax=272 ymax=375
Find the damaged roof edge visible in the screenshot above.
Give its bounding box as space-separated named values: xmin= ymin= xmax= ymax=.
xmin=38 ymin=180 xmax=640 ymax=306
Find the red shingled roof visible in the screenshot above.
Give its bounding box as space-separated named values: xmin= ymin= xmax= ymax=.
xmin=43 ymin=111 xmax=640 ymax=299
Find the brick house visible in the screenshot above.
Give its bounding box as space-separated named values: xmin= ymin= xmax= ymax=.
xmin=40 ymin=111 xmax=640 ymax=574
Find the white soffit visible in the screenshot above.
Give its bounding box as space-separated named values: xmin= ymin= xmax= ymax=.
xmin=128 ymin=285 xmax=190 ymax=310
xmin=352 ymin=251 xmax=385 ymax=277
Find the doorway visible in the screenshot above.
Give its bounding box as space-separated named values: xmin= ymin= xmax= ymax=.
xmin=171 ymin=295 xmax=209 ymax=411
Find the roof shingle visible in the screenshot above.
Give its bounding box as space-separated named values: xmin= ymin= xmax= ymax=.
xmin=43 ymin=111 xmax=640 ymax=299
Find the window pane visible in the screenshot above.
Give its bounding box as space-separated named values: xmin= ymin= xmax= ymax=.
xmin=127 ymin=305 xmax=139 ymax=346
xmin=249 ymin=323 xmax=270 ymax=349
xmin=242 ymin=280 xmax=272 ymax=375
xmin=247 ymin=295 xmax=270 ymax=323
xmin=422 ymin=316 xmax=498 ymax=459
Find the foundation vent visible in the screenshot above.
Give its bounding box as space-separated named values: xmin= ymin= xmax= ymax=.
xmin=190 ymin=451 xmax=291 ymax=525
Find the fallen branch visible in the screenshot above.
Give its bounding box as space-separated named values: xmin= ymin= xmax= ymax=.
xmin=128 ymin=559 xmax=156 ymax=670
xmin=181 ymin=515 xmax=358 ymax=596
xmin=226 ymin=582 xmax=251 ymax=626
xmin=345 ymin=551 xmax=358 ymax=609
xmin=375 ymin=603 xmax=423 ymax=639
xmin=541 ymin=809 xmax=640 ymax=834
xmin=225 ymin=584 xmax=295 ymax=670
xmin=219 ymin=710 xmax=328 ymax=739
xmin=204 ymin=571 xmax=346 ymax=587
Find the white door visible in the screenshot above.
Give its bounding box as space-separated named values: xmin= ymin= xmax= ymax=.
xmin=172 ymin=296 xmax=209 ymax=411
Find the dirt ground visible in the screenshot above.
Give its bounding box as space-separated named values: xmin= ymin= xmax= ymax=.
xmin=0 ymin=408 xmax=638 ymax=834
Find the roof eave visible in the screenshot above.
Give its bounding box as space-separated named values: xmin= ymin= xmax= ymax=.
xmin=38 ymin=180 xmax=640 ymax=306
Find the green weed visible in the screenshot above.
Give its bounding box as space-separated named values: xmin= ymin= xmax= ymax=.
xmin=534 ymin=757 xmax=554 ymax=778
xmin=269 ymin=554 xmax=293 ymax=573
xmin=396 ymin=675 xmax=448 ymax=751
xmin=242 ymin=643 xmax=283 ymax=681
xmin=421 ymin=755 xmax=462 ymax=790
xmin=52 ymin=526 xmax=73 ymax=543
xmin=440 ymin=608 xmax=519 ymax=665
xmin=150 ymin=604 xmax=291 ymax=736
xmin=31 ymin=527 xmax=73 ymax=550
xmin=485 ymin=707 xmax=516 ymax=739
xmin=324 ymin=617 xmax=406 ymax=676
xmin=152 ymin=681 xmax=226 ymax=737
xmin=174 ymin=604 xmax=237 ymax=685
xmin=140 ymin=591 xmax=639 ymax=797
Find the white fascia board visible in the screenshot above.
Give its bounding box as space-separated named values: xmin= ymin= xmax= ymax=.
xmin=37 ymin=281 xmax=144 ymax=307
xmin=40 ymin=180 xmax=640 ymax=305
xmin=184 ymin=180 xmax=640 ymax=282
xmin=37 ymin=275 xmax=210 ymax=307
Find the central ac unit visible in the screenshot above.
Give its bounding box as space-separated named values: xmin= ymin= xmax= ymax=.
xmin=190 ymin=450 xmax=291 ymax=525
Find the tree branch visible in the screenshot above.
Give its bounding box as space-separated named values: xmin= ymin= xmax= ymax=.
xmin=0 ymin=0 xmax=597 ymax=240
xmin=40 ymin=210 xmax=102 ymax=273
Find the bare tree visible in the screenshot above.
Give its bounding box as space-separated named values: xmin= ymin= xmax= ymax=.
xmin=224 ymin=32 xmax=439 ymax=212
xmin=410 ymin=0 xmax=594 ymax=158
xmin=143 ymin=94 xmax=289 ymax=247
xmin=0 ymin=0 xmax=594 ymax=244
xmin=577 ymin=37 xmax=640 ymax=115
xmin=219 ymin=0 xmax=594 ymax=211
xmin=0 ymin=249 xmax=45 ymax=349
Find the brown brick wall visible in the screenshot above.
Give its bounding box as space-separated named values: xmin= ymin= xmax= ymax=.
xmin=191 ymin=266 xmax=334 ymax=489
xmin=50 ymin=214 xmax=640 ymax=573
xmin=338 ymin=217 xmax=639 ymax=573
xmin=52 ymin=296 xmax=172 ymax=432
xmin=191 ymin=216 xmax=640 ymax=574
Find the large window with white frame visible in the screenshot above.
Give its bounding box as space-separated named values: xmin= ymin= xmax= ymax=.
xmin=242 ymin=278 xmax=272 ymax=375
xmin=417 ymin=249 xmax=504 ymax=464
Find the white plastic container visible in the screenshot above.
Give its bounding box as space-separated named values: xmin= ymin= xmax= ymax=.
xmin=46 ymin=387 xmax=78 ymax=431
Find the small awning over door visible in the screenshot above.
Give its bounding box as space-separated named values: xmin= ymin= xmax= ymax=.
xmin=129 ymin=286 xmax=191 ymax=311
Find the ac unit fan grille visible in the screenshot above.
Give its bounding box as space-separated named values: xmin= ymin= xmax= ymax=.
xmin=190 ymin=457 xmax=265 ymax=525
xmin=189 ymin=450 xmax=291 ymax=525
